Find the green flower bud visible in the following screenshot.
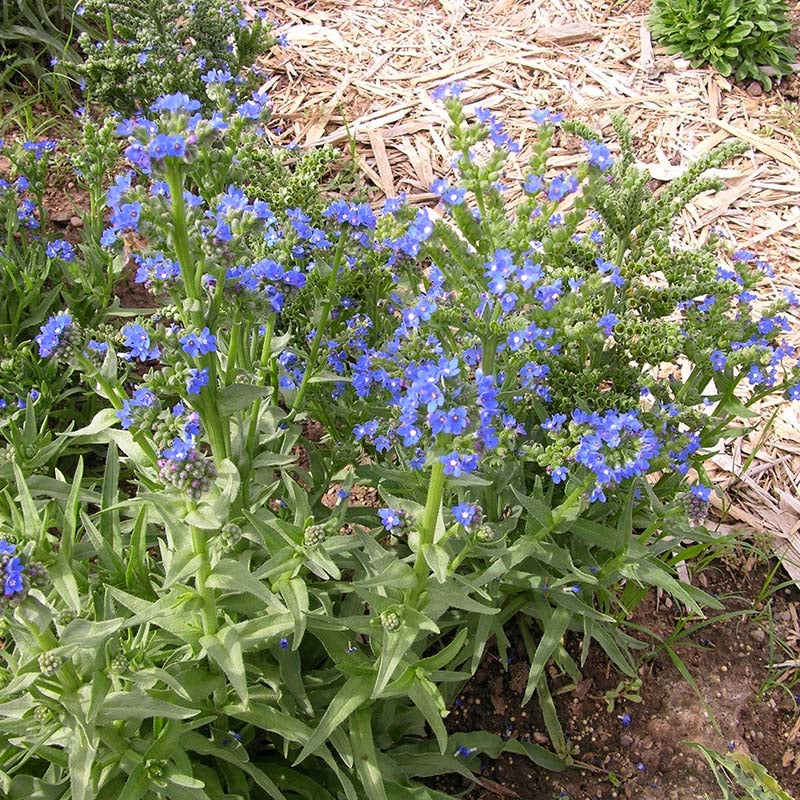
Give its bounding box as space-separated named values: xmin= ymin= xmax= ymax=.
xmin=33 ymin=704 xmax=53 ymax=724
xmin=303 ymin=524 xmax=326 ymax=548
xmin=220 ymin=522 xmax=242 ymax=549
xmin=57 ymin=609 xmax=75 ymax=626
xmin=474 ymin=524 xmax=495 ymax=543
xmin=38 ymin=651 xmax=63 ymax=678
xmin=109 ymin=654 xmax=129 ymax=674
xmin=380 ymin=610 xmax=402 ymax=632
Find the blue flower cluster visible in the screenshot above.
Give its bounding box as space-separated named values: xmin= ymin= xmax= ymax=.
xmin=0 ymin=540 xmax=45 ymax=613
xmin=543 ymin=409 xmax=661 ymax=502
xmin=35 ymin=313 xmax=76 ymax=359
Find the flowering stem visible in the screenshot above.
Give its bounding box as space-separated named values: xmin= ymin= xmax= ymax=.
xmin=190 ymin=523 xmax=217 ymax=637
xmin=241 ymin=317 xmax=277 ymax=509
xmin=165 ymin=164 xmax=202 ymax=324
xmin=411 ymin=458 xmax=447 ymax=603
xmin=288 ymin=233 xmax=346 ymax=420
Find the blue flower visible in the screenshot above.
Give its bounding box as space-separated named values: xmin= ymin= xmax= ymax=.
xmin=378 ymin=508 xmax=404 ymax=531
xmin=546 ymin=174 xmax=578 ymax=202
xmin=110 ymin=201 xmax=142 ymax=232
xmin=186 ymin=368 xmax=210 ymax=395
xmin=180 ymin=327 xmax=217 ymax=357
xmin=452 ymin=502 xmax=479 ymax=527
xmin=0 ymin=540 xmax=16 ymax=555
xmin=117 ymin=387 xmax=158 ymax=429
xmin=440 ymin=451 xmax=478 ymax=477
xmin=584 ymin=139 xmax=614 ymax=171
xmin=36 ymin=313 xmax=73 ymax=357
xmin=690 ymin=484 xmax=712 ymax=502
xmin=122 ymin=323 xmax=160 ymax=361
xmin=710 ymin=350 xmax=727 ymax=371
xmin=551 ymin=466 xmax=569 ymax=484
xmin=530 ymin=108 xmax=563 ymax=125
xmin=597 ymin=312 xmax=619 ymax=336
xmin=787 ymin=384 xmax=800 ymax=401
xmin=151 ymin=93 xmax=201 ymax=113
xmin=45 ymin=239 xmax=76 ymax=261
xmin=431 ymin=81 xmax=464 ymax=101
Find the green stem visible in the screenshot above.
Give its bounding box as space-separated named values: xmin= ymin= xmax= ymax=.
xmin=410 ymin=458 xmax=447 ymax=605
xmin=241 ymin=317 xmax=276 ymax=509
xmin=165 ymin=164 xmax=202 ymax=324
xmin=288 ymin=234 xmax=346 ymax=420
xmin=190 ymin=524 xmax=217 ymax=637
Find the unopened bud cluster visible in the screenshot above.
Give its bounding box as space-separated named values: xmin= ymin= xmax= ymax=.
xmin=158 ymin=449 xmax=217 ymax=501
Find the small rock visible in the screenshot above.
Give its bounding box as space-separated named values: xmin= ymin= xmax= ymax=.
xmin=747 ymin=81 xmax=763 ymax=96
xmin=532 ymin=731 xmax=549 ymax=745
xmin=70 ymin=216 xmax=83 ymax=228
xmin=620 ymin=734 xmax=633 ymax=747
xmin=640 ymin=736 xmax=654 ymax=750
xmin=750 ymin=627 xmax=765 ymax=643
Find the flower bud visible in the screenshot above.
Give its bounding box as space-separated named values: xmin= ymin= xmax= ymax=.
xmin=303 ymin=524 xmax=326 ymax=548
xmin=381 ymin=610 xmax=402 ymax=632
xmin=38 ymin=651 xmax=63 ymax=677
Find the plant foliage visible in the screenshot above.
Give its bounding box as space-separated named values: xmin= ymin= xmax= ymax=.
xmin=648 ymin=0 xmax=797 ymax=89
xmin=0 ymin=80 xmax=799 ymax=800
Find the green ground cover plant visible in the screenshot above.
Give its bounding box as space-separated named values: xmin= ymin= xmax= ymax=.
xmin=648 ymin=0 xmax=797 ymax=90
xmin=0 ymin=70 xmax=799 ymax=800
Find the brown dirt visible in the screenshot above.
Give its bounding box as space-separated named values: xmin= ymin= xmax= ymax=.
xmin=431 ymin=555 xmax=800 ymax=799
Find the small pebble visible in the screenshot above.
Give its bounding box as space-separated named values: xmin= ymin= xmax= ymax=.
xmin=747 ymin=81 xmax=763 ymax=96
xmin=70 ymin=215 xmax=83 ymax=228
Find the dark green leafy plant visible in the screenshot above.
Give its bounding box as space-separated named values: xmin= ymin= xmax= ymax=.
xmin=648 ymin=0 xmax=797 ymax=89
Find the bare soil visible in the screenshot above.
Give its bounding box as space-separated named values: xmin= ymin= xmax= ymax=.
xmin=431 ymin=555 xmax=800 ymax=799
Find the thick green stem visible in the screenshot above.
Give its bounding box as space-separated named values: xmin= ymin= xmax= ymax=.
xmin=165 ymin=164 xmax=202 ymax=325
xmin=410 ymin=458 xmax=447 ymax=604
xmin=288 ymin=234 xmax=346 ymax=419
xmin=242 ymin=317 xmax=276 ymax=508
xmin=191 ymin=524 xmax=217 ymax=637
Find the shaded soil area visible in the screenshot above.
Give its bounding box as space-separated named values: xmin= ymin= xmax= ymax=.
xmin=432 ymin=555 xmax=800 ymax=799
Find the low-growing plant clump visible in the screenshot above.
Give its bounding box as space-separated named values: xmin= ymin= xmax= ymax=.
xmin=0 ymin=28 xmax=799 ymax=800
xmin=648 ymin=0 xmax=797 ymax=90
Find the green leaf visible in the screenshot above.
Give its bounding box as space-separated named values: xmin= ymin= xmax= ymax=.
xmin=80 ymin=510 xmax=126 ymax=583
xmin=279 ymin=578 xmax=309 ymax=648
xmin=183 ymin=731 xmax=288 ymax=800
xmin=422 ymin=543 xmax=449 ymax=583
xmin=97 ymin=691 xmax=198 ymax=722
xmin=207 ymin=558 xmax=283 ymax=609
xmin=200 ymin=626 xmax=248 ymax=705
xmin=47 ymin=554 xmax=81 ymax=613
xmin=295 ymin=674 xmax=375 ymax=763
xmin=114 ymin=765 xmax=150 ymax=800
xmin=125 ymin=505 xmax=154 ymax=596
xmin=349 ymin=707 xmax=387 ymax=800
xmin=218 ymin=383 xmax=272 ymax=415
xmin=374 ymin=626 xmax=419 ymax=698
xmin=59 ymin=618 xmax=123 ymax=649
xmin=68 ymin=727 xmax=97 ymax=800
xmin=522 ymin=606 xmax=572 ymax=705
xmin=408 ymin=679 xmax=448 ymax=754
xmin=63 ymin=408 xmax=120 ymax=439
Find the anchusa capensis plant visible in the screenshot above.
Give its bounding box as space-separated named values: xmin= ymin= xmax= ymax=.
xmin=1 ymin=82 xmax=799 ymax=800
xmin=77 ymin=0 xmax=280 ymax=113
